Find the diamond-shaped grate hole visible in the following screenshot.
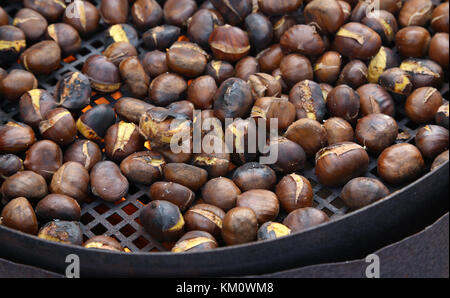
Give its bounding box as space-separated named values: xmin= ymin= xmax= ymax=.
xmin=322 ymin=207 xmax=334 ymax=218
xmin=331 ymin=197 xmax=346 ymax=209
xmin=106 ymin=213 xmax=123 ymax=226
xmin=133 ymin=236 xmax=150 ymax=249
xmin=94 ymin=203 xmax=109 ymax=215
xmin=91 ymin=223 xmax=107 ymax=236
xmin=122 ymin=203 xmax=139 ymax=215
xmin=80 ymin=213 xmax=95 ymax=225
xmin=317 ymin=188 xmax=333 ymax=199
xmin=120 ymin=224 xmax=137 ymax=237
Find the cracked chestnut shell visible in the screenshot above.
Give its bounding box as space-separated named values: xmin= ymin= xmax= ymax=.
xmin=222 ymin=207 xmax=258 ymax=245
xmin=131 ymin=0 xmax=163 ymax=31
xmin=256 ymin=44 xmax=283 ymax=74
xmin=251 ymin=97 xmax=296 ymax=131
xmin=104 ymin=42 xmax=138 ymax=67
xmin=140 ymin=200 xmax=185 ymax=242
xmin=166 ymin=41 xmax=209 ymax=78
xmin=202 ymin=177 xmax=241 ymax=211
xmin=104 ymin=121 xmax=144 ymax=162
xmin=315 ymin=142 xmax=369 ymax=187
xmin=281 ymin=24 xmax=325 ymax=57
xmin=64 ymin=140 xmax=102 ymax=171
xmin=35 ymin=194 xmax=81 ymax=223
xmin=341 ymin=177 xmax=390 ymax=210
xmin=355 ymin=113 xmax=398 ymax=154
xmin=99 ymin=0 xmax=129 ymax=25
xmin=39 ymin=108 xmax=76 ymax=146
xmin=187 ymin=75 xmax=218 ymax=109
xmin=163 ymin=0 xmax=197 ymax=27
xmin=20 ymin=40 xmax=61 ymax=76
xmin=257 ymin=222 xmax=291 ymax=241
xmin=289 ymin=80 xmax=326 ymax=122
xmin=142 ymin=25 xmax=180 ymax=51
xmin=1 ymin=197 xmax=38 ymax=235
xmin=323 ymin=117 xmax=354 ymax=145
xmin=0 ymin=26 xmax=26 ymax=67
xmin=357 ymin=83 xmax=395 ymax=117
xmin=76 ymin=104 xmax=116 ymax=142
xmin=236 ymin=189 xmax=280 ymax=225
xmin=431 ymin=150 xmax=449 ymax=171
xmin=83 ymin=235 xmax=124 ymax=252
xmin=232 ymin=162 xmax=277 ymax=192
xmin=405 ymin=87 xmax=443 ymax=124
xmin=248 ymin=73 xmax=281 ymax=100
xmin=50 ymin=161 xmax=90 ymax=204
xmin=90 ymin=161 xmax=129 ymax=202
xmin=45 ymin=23 xmax=81 ymax=57
xmin=276 ymin=174 xmax=313 ymax=213
xmin=119 ymin=56 xmax=150 ymax=99
xmin=149 ymin=181 xmax=195 ymax=212
xmin=82 ymin=55 xmax=121 ymax=93
xmin=19 ymin=89 xmax=58 ymax=128
xmin=367 ymin=46 xmax=400 ymax=84
xmin=210 ymin=0 xmax=252 ymax=25
xmin=23 ymin=0 xmax=66 ymax=22
xmin=431 ymin=2 xmax=449 ymax=33
xmin=121 ymin=151 xmax=165 ymax=185
xmin=172 ymin=231 xmax=218 ymax=253
xmin=209 ymin=25 xmax=250 ymax=62
xmin=184 ymin=204 xmax=225 ymax=237
xmin=435 ymin=102 xmax=449 ymax=129
xmin=148 ymin=73 xmax=187 ymax=107
xmin=415 ymin=125 xmax=449 ymax=160
xmin=332 ymin=22 xmax=381 ymax=60
xmin=163 ymin=163 xmax=209 ymax=192
xmin=313 ymin=51 xmax=342 ymax=84
xmin=54 ymin=72 xmax=91 ymax=111
xmin=105 ymin=24 xmax=139 ymax=48
xmin=361 ymin=10 xmax=398 ymax=46
xmin=38 ymin=221 xmax=83 ymax=245
xmin=304 ymin=0 xmax=344 ymax=34
xmin=398 ymin=0 xmax=433 ymax=28
xmin=213 ymin=77 xmax=253 ymax=122
xmin=258 ymin=0 xmax=303 ymax=16
xmin=63 ymin=0 xmax=100 ymax=37
xmin=395 ymin=26 xmax=431 ymax=58
xmin=0 ymin=69 xmax=37 ymax=102
xmin=378 ymin=67 xmax=413 ymax=96
xmin=378 ymin=143 xmax=424 ymax=185
xmin=24 ymin=140 xmax=63 ymax=182
xmin=283 ymin=207 xmax=329 ymax=233
xmin=205 ymin=60 xmax=234 ymax=85
xmin=284 ymin=118 xmax=328 ymax=157
xmin=1 ymin=171 xmax=48 ymax=202
xmin=13 ymin=8 xmax=48 ymax=42
xmin=0 ymin=122 xmax=36 ymax=154
xmin=399 ymin=59 xmax=444 ymax=89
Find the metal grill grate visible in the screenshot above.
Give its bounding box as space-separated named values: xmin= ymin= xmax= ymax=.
xmin=1 ymin=0 xmax=448 ymax=253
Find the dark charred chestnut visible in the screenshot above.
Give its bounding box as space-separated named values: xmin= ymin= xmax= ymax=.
xmin=209 ymin=25 xmax=250 ymax=62
xmin=121 ymin=151 xmax=165 ymax=185
xmin=234 ymin=56 xmax=259 ymax=81
xmin=304 ymin=0 xmax=345 ymax=34
xmin=405 ymin=87 xmax=443 ymax=124
xmin=266 ymin=136 xmax=306 ymax=174
xmin=119 ymin=56 xmax=150 ymax=99
xmin=341 ymin=177 xmax=390 ymax=210
xmin=19 ymin=89 xmax=57 ymax=128
xmin=150 ymin=181 xmax=194 ymax=211
xmin=337 ymin=60 xmax=368 ymax=88
xmin=172 ymin=231 xmax=218 ymax=253
xmin=355 ymin=113 xmax=398 ymax=154
xmin=24 ymin=140 xmax=62 ymax=182
xmin=222 ymin=207 xmax=258 ymax=245
xmin=431 ymin=150 xmax=449 ymax=171
xmin=64 ymin=139 xmax=102 ymax=171
xmin=205 ymin=60 xmax=234 ymax=85
xmin=142 ymin=50 xmax=168 ymax=78
xmin=395 ymin=26 xmax=430 ymax=58
xmin=77 ymin=104 xmax=116 ymax=142
xmin=104 ymin=121 xmax=144 ymax=162
xmin=429 ymin=33 xmax=449 ymax=69
xmin=20 ymin=40 xmax=61 ymax=76
xmin=82 ymin=55 xmax=121 ymax=93
xmin=283 ymin=207 xmax=329 ymax=233
xmin=35 ymin=194 xmax=81 ymax=223
xmin=54 ymin=72 xmax=91 ymax=111
xmin=398 ymin=0 xmax=433 ymax=28
xmin=104 ymin=42 xmax=138 ymax=67
xmin=104 ymin=24 xmax=139 ymax=48
xmin=276 ymin=173 xmax=313 ymax=213
xmin=333 ymin=22 xmax=382 ymax=60
xmin=131 ymin=0 xmax=163 ymax=30
xmin=202 ymin=177 xmax=241 ymax=211
xmin=163 ymin=0 xmax=197 ymax=27
xmin=0 ymin=26 xmax=26 ymax=67
xmin=90 ymin=161 xmax=129 ymax=202
xmin=378 ymin=143 xmax=424 ymax=185
xmin=236 ymin=189 xmax=279 ymax=225
xmin=148 ymin=73 xmax=187 ymax=106
xmin=1 ymin=171 xmax=48 ymax=202
xmin=415 ymin=125 xmax=449 ymax=160
xmin=326 ymin=85 xmax=360 ymax=124
xmin=99 ymin=0 xmax=129 ymax=25
xmin=23 ymin=0 xmax=66 ymax=22
xmin=431 ymin=2 xmax=449 ymax=33
xmin=45 ymin=23 xmax=81 ymax=57
xmin=245 ymin=13 xmax=273 ymax=54
xmin=357 ymin=83 xmax=395 ymax=117
xmin=285 ymin=118 xmax=328 ymax=157
xmin=0 ymin=122 xmax=36 ymax=154
xmin=436 ymin=101 xmax=449 ymax=129
xmin=0 ymin=154 xmax=23 ymax=179
xmin=289 ymin=80 xmax=326 ymax=122
xmin=315 ymin=142 xmax=369 ymax=187
xmin=166 ymin=41 xmax=209 ymax=78
xmin=399 ymin=59 xmax=444 ymax=89
xmin=83 ymin=235 xmax=124 ymax=252
xmin=13 ymin=8 xmax=48 ymax=42
xmin=50 ymin=161 xmax=90 ymax=204
xmin=213 ymin=78 xmax=253 ymax=122
xmin=140 ymin=200 xmax=185 ymax=242
xmin=187 ymin=75 xmax=217 ymax=109
xmin=323 ymin=117 xmax=354 ymax=145
xmin=281 ymin=24 xmax=325 ymax=57
xmin=0 ymin=69 xmax=37 ymax=102
xmin=361 ymin=10 xmax=398 ymax=45
xmin=163 ymin=163 xmax=208 ymax=192
xmin=257 ymin=222 xmax=291 ymax=241
xmin=1 ymin=197 xmax=38 ymax=235
xmin=367 ymin=46 xmax=399 ymax=84
xmin=210 ymin=0 xmax=252 ymax=25
xmin=38 ymin=220 xmax=83 ymax=245
xmin=279 ymin=54 xmax=313 ymax=87
xmin=39 ymin=108 xmax=76 ymax=146
xmin=142 ymin=25 xmax=180 ymax=51
xmin=313 ymin=51 xmax=342 ymax=84
xmin=187 ymin=9 xmax=223 ymax=49
xmin=64 ymin=0 xmax=100 ymax=37
xmin=232 ymin=162 xmax=277 ymax=192
xmin=378 ymin=67 xmax=413 ymax=96
xmin=184 ymin=203 xmax=225 ymax=237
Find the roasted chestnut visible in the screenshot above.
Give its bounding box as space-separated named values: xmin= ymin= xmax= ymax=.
xmin=83 ymin=235 xmax=124 ymax=252
xmin=82 ymin=55 xmax=121 ymax=93
xmin=313 ymin=51 xmax=342 ymax=84
xmin=233 ymin=56 xmax=259 ymax=81
xmin=326 ymin=85 xmax=360 ymax=123
xmin=356 ymin=83 xmax=395 ymax=117
xmin=45 ymin=23 xmax=82 ymax=57
xmin=429 ymin=33 xmax=449 ymax=69
xmin=340 ymin=177 xmax=390 ymax=210
xmin=232 ymin=162 xmax=277 ymax=192
xmin=378 ymin=67 xmax=413 ymax=96
xmin=315 ymin=142 xmax=369 ymax=187
xmin=273 ymin=16 xmax=296 ymax=43
xmin=0 ymin=7 xmax=8 ymax=26
xmin=245 ymin=13 xmax=273 ymax=54
xmin=213 ymin=78 xmax=253 ymax=122
xmin=283 ymin=207 xmax=329 ymax=233
xmin=266 ymin=136 xmax=306 ymax=174
xmin=90 ymin=161 xmax=129 ymax=202
xmin=399 ymin=59 xmax=444 ymax=89
xmin=431 ymin=150 xmax=449 ymax=171
xmin=289 ymin=80 xmax=326 ymax=122
xmin=332 ymin=22 xmax=381 ymax=60
xmin=0 ymin=154 xmax=23 ymax=179
xmin=355 ymin=113 xmax=398 ymax=154
xmin=23 ymin=0 xmax=66 ymax=22
xmin=405 ymin=87 xmax=443 ymax=124
xmin=209 ymin=25 xmax=250 ymax=62
xmin=323 ymin=117 xmax=354 ymax=145
xmin=77 ymin=104 xmax=117 ymax=142
xmin=184 ymin=203 xmax=225 ymax=238
xmin=210 ymin=0 xmax=252 ymax=25
xmin=167 ymin=100 xmax=195 ymax=120
xmin=99 ymin=0 xmax=129 ymax=25
xmin=64 ymin=0 xmax=100 ymax=37
xmin=257 ymin=222 xmax=291 ymax=241
xmin=367 ymin=47 xmax=400 ymax=84
xmin=50 ymin=161 xmax=90 ymax=204
xmin=398 ymin=0 xmax=433 ymax=28
xmin=131 ymin=0 xmax=163 ymax=30
xmin=1 ymin=197 xmax=38 ymax=235
xmin=64 ymin=140 xmax=102 ymax=171
xmin=150 ymin=181 xmax=194 ymax=211
xmin=281 ymin=24 xmax=325 ymax=57
xmin=337 ymin=60 xmax=368 ymax=88
xmin=1 ymin=171 xmax=48 ymax=202
xmin=13 ymin=8 xmax=48 ymax=42
xmin=121 ymin=151 xmax=165 ymax=185
xmin=187 ymin=75 xmax=217 ymax=109
xmin=20 ymin=40 xmax=61 ymax=76
xmin=205 ymin=60 xmax=234 ymax=85
xmin=39 ymin=108 xmax=76 ymax=146
xmin=395 ymin=26 xmax=430 ymax=58
xmin=431 ymin=2 xmax=449 ymax=33
xmin=104 ymin=121 xmax=144 ymax=162
xmin=187 ymin=9 xmax=223 ymax=49
xmin=415 ymin=125 xmax=449 ymax=160
xmin=24 ymin=140 xmax=63 ymax=182
xmin=148 ymin=73 xmax=187 ymax=106
xmin=142 ymin=25 xmax=180 ymax=51
xmin=202 ymin=177 xmax=241 ymax=211
xmin=248 ymin=73 xmax=281 ymax=100
xmin=0 ymin=122 xmax=36 ymax=154
xmin=279 ymin=54 xmax=313 ymax=87
xmin=142 ymin=50 xmax=169 ymax=78
xmin=38 ymin=221 xmax=83 ymax=245
xmin=236 ymin=189 xmax=279 ymax=225
xmin=222 ymin=207 xmax=258 ymax=245
xmin=276 ymin=174 xmax=313 ymax=213
xmin=163 ymin=0 xmax=197 ymax=27
xmin=361 ymin=10 xmax=398 ymax=45
xmin=435 ymin=101 xmax=449 ymax=129
xmin=119 ymin=56 xmax=150 ymax=98
xmin=172 ymin=231 xmax=218 ymax=253
xmin=0 ymin=26 xmax=26 ymax=67
xmin=285 ymin=118 xmax=328 ymax=157
xmin=35 ymin=194 xmax=81 ymax=223
xmin=0 ymin=69 xmax=37 ymax=102
xmin=166 ymin=41 xmax=209 ymax=78
xmin=304 ymin=0 xmax=345 ymax=34
xmin=54 ymin=71 xmax=91 ymax=111
xmin=256 ymin=44 xmax=283 ymax=74
xmin=104 ymin=42 xmax=138 ymax=67
xmin=163 ymin=163 xmax=208 ymax=192
xmin=19 ymin=89 xmax=58 ymax=128
xmin=105 ymin=24 xmax=139 ymax=48
xmin=252 ymin=97 xmax=296 ymax=130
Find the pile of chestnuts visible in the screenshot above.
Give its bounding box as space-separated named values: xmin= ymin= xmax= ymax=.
xmin=0 ymin=0 xmax=449 ymax=254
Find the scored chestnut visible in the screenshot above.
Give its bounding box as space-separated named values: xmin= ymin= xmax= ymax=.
xmin=171 ymin=231 xmax=218 ymax=253
xmin=104 ymin=42 xmax=138 ymax=67
xmin=83 ymin=236 xmax=124 ymax=252
xmin=119 ymin=57 xmax=150 ymax=99
xmin=77 ymin=104 xmax=117 ymax=142
xmin=187 ymin=9 xmax=223 ymax=49
xmin=0 ymin=26 xmax=26 ymax=67
xmin=142 ymin=25 xmax=180 ymax=51
xmin=1 ymin=197 xmax=38 ymax=235
xmin=284 ymin=118 xmax=328 ymax=157
xmin=289 ymin=80 xmax=326 ymax=122
xmin=63 ymin=0 xmax=100 ymax=37
xmin=1 ymin=171 xmax=48 ymax=202
xmin=435 ymin=102 xmax=449 ymax=129
xmin=19 ymin=89 xmax=58 ymax=128
xmin=367 ymin=47 xmax=400 ymax=84
xmin=45 ymin=23 xmax=82 ymax=57
xmin=54 ymin=72 xmax=91 ymax=111
xmin=13 ymin=8 xmax=48 ymax=43
xmin=50 ymin=161 xmax=90 ymax=204
xmin=323 ymin=117 xmax=354 ymax=145
xmin=357 ymin=83 xmax=395 ymax=117
xmin=304 ymin=0 xmax=345 ymax=35
xmin=399 ymin=58 xmax=444 ymax=89
xmin=99 ymin=0 xmax=129 ymax=25
xmin=213 ymin=78 xmax=253 ymax=122
xmin=209 ymin=0 xmax=252 ymax=25
xmin=355 ymin=113 xmax=398 ymax=154
xmin=257 ymin=222 xmax=291 ymax=241
xmin=184 ymin=203 xmax=225 ymax=238
xmin=415 ymin=125 xmax=449 ymax=160
xmin=232 ymin=162 xmax=277 ymax=192
xmin=64 ymin=140 xmax=102 ymax=171
xmin=314 ymin=51 xmax=342 ymax=84
xmin=236 ymin=189 xmax=280 ymax=225
xmin=166 ymin=41 xmax=209 ymax=78
xmin=337 ymin=60 xmax=368 ymax=89
xmin=39 ymin=108 xmax=77 ymax=146
xmin=150 ymin=181 xmax=195 ymax=212
xmin=280 ymin=24 xmax=325 ymax=57
xmin=205 ymin=60 xmax=235 ymax=85
xmin=266 ymin=136 xmax=306 ymax=174
xmin=20 ymin=40 xmax=61 ymax=76
xmin=163 ymin=163 xmax=208 ymax=192
xmin=148 ymin=73 xmax=187 ymax=107
xmin=24 ymin=0 xmax=66 ymax=22
xmin=209 ymin=25 xmax=251 ymax=62
xmin=120 ymin=151 xmax=165 ymax=186
xmin=405 ymin=87 xmax=443 ymax=124
xmin=38 ymin=221 xmax=83 ymax=245
xmin=340 ymin=177 xmax=390 ymax=210
xmin=131 ymin=0 xmax=163 ymax=31
xmin=202 ymin=177 xmax=241 ymax=212
xmin=0 ymin=122 xmax=36 ymax=154
xmin=276 ymin=174 xmax=314 ymax=213
xmin=82 ymin=55 xmax=121 ymax=93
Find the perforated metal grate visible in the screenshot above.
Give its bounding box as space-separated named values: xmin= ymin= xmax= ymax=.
xmin=1 ymin=0 xmax=448 ymax=253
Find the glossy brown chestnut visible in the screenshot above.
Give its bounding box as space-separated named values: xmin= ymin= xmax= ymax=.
xmin=119 ymin=56 xmax=150 ymax=99
xmin=332 ymin=22 xmax=381 ymax=60
xmin=378 ymin=143 xmax=424 ymax=185
xmin=279 ymin=54 xmax=313 ymax=87
xmin=0 ymin=69 xmax=37 ymax=102
xmin=54 ymin=71 xmax=91 ymax=111
xmin=338 ymin=0 xmax=352 ymax=21
xmin=1 ymin=197 xmax=38 ymax=235
xmin=20 ymin=40 xmax=61 ymax=76
xmin=234 ymin=56 xmax=259 ymax=81
xmin=131 ymin=0 xmax=163 ymax=30
xmin=19 ymin=89 xmax=57 ymax=128
xmin=150 ymin=181 xmax=195 ymax=211
xmin=283 ymin=207 xmax=329 ymax=233
xmin=285 ymin=118 xmax=328 ymax=157
xmin=163 ymin=0 xmax=197 ymax=27
xmin=289 ymin=80 xmax=326 ymax=122
xmin=315 ymin=142 xmax=369 ymax=187
xmin=23 ymin=0 xmax=66 ymax=22
xmin=38 ymin=220 xmax=83 ymax=245
xmin=35 ymin=194 xmax=81 ymax=223
xmin=99 ymin=0 xmax=129 ymax=25
xmin=140 ymin=200 xmax=185 ymax=242
xmin=50 ymin=161 xmax=90 ymax=204
xmin=1 ymin=171 xmax=48 ymax=202
xmin=184 ymin=203 xmax=225 ymax=238
xmin=213 ymin=78 xmax=252 ymax=122
xmin=23 ymin=140 xmax=62 ymax=182
xmin=82 ymin=55 xmax=121 ymax=93
xmin=265 ymin=136 xmax=306 ymax=174
xmin=186 ymin=75 xmax=217 ymax=109
xmin=187 ymin=9 xmax=223 ymax=49
xmin=341 ymin=177 xmax=390 ymax=210
xmin=90 ymin=161 xmax=129 ymax=202
xmin=398 ymin=0 xmax=433 ymax=27
xmin=210 ymin=0 xmax=252 ymax=25
xmin=355 ymin=113 xmax=398 ymax=154
xmin=166 ymin=41 xmax=209 ymax=78
xmin=323 ymin=117 xmax=354 ymax=145
xmin=273 ymin=16 xmax=296 ymax=43
xmin=415 ymin=125 xmax=449 ymax=160
xmin=304 ymin=0 xmax=345 ymax=34
xmin=399 ymin=59 xmax=444 ymax=89
xmin=337 ymin=60 xmax=368 ymax=88
xmin=45 ymin=23 xmax=81 ymax=57
xmin=405 ymin=87 xmax=443 ymax=124
xmin=367 ymin=47 xmax=400 ymax=84
xmin=326 ymin=85 xmax=360 ymax=123
xmin=209 ymin=25 xmax=250 ymax=62
xmin=431 ymin=150 xmax=449 ymax=171
xmin=378 ymin=68 xmax=413 ymax=96
xmin=0 ymin=122 xmax=36 ymax=154
xmin=172 ymin=231 xmax=218 ymax=253
xmin=357 ymin=83 xmax=395 ymax=117
xmin=63 ymin=0 xmax=100 ymax=37
xmin=236 ymin=190 xmax=279 ymax=225
xmin=202 ymin=177 xmax=241 ymax=212
xmin=256 ymin=45 xmax=282 ymax=74
xmin=148 ymin=73 xmax=187 ymax=106
xmin=142 ymin=50 xmax=168 ymax=78
xmin=429 ymin=33 xmax=449 ymax=69
xmin=64 ymin=140 xmax=102 ymax=171
xmin=431 ymin=2 xmax=449 ymax=33
xmin=142 ymin=25 xmax=180 ymax=51
xmin=245 ymin=13 xmax=273 ymax=54
xmin=0 ymin=26 xmax=26 ymax=67
xmin=361 ymin=10 xmax=398 ymax=45
xmin=0 ymin=154 xmax=23 ymax=179
xmin=83 ymin=235 xmax=124 ymax=252
xmin=77 ymin=104 xmax=116 ymax=142
xmin=222 ymin=207 xmax=258 ymax=245
xmin=313 ymin=51 xmax=342 ymax=84
xmin=276 ymin=174 xmax=313 ymax=213
xmin=281 ymin=24 xmax=325 ymax=57
xmin=436 ymin=101 xmax=449 ymax=129
xmin=252 ymin=97 xmax=296 ymax=131
xmin=13 ymin=8 xmax=48 ymax=42
xmin=39 ymin=108 xmax=76 ymax=146
xmin=121 ymin=151 xmax=165 ymax=185
xmin=232 ymin=162 xmax=277 ymax=192
xmin=163 ymin=163 xmax=208 ymax=192
xmin=257 ymin=222 xmax=291 ymax=241
xmin=104 ymin=121 xmax=144 ymax=162
xmin=395 ymin=26 xmax=430 ymax=58
xmin=104 ymin=42 xmax=138 ymax=67
xmin=0 ymin=7 xmax=8 ymax=26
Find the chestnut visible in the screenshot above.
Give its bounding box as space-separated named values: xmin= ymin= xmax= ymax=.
xmin=350 ymin=0 xmax=402 ymax=22
xmin=213 ymin=78 xmax=253 ymax=122
xmin=0 ymin=7 xmax=8 ymax=26
xmin=236 ymin=189 xmax=279 ymax=225
xmin=192 ymin=150 xmax=231 ymax=179
xmin=202 ymin=177 xmax=241 ymax=211
xmin=222 ymin=207 xmax=258 ymax=245
xmin=166 ymin=101 xmax=195 ymax=120
xmin=313 ymin=51 xmax=342 ymax=84
xmin=0 ymin=67 xmax=6 ymax=82
xmin=99 ymin=0 xmax=129 ymax=25
xmin=142 ymin=25 xmax=180 ymax=51
xmin=90 ymin=161 xmax=129 ymax=202
xmin=338 ymin=0 xmax=352 ymax=21
xmin=83 ymin=236 xmax=124 ymax=252
xmin=82 ymin=55 xmax=121 ymax=93
xmin=280 ymin=24 xmax=325 ymax=57
xmin=248 ymin=73 xmax=281 ymax=100
xmin=225 ymin=118 xmax=259 ymax=165
xmin=54 ymin=71 xmax=91 ymax=111
xmin=63 ymin=0 xmax=100 ymax=37
xmin=150 ymin=181 xmax=194 ymax=211
xmin=264 ymin=135 xmax=304 ymax=173
xmin=252 ymin=97 xmax=296 ymax=131
xmin=39 ymin=108 xmax=76 ymax=146
xmin=378 ymin=67 xmax=413 ymax=96
xmin=399 ymin=59 xmax=444 ymax=89
xmin=76 ymin=104 xmax=117 ymax=142
xmin=405 ymin=87 xmax=443 ymax=124
xmin=1 ymin=171 xmax=48 ymax=202
xmin=367 ymin=46 xmax=400 ymax=84
xmin=279 ymin=54 xmax=313 ymax=87
xmin=148 ymin=73 xmax=187 ymax=106
xmin=1 ymin=197 xmax=38 ymax=235
xmin=210 ymin=0 xmax=252 ymax=25
xmin=258 ymin=221 xmax=291 ymax=242
xmin=50 ymin=161 xmax=90 ymax=204
xmin=121 ymin=151 xmax=166 ymax=185
xmin=245 ymin=13 xmax=273 ymax=54
xmin=0 ymin=122 xmax=36 ymax=154
xmin=142 ymin=50 xmax=169 ymax=78
xmin=337 ymin=60 xmax=368 ymax=88
xmin=20 ymin=40 xmax=61 ymax=76
xmin=0 ymin=69 xmax=37 ymax=102
xmin=319 ymin=83 xmax=333 ymax=101
xmin=235 ymin=56 xmax=259 ymax=81
xmin=326 ymin=85 xmax=360 ymax=124
xmin=415 ymin=125 xmax=449 ymax=160
xmin=163 ymin=163 xmax=208 ymax=192
xmin=272 ymin=16 xmax=296 ymax=43
xmin=395 ymin=26 xmax=430 ymax=58
xmin=276 ymin=174 xmax=313 ymax=213
xmin=35 ymin=194 xmax=81 ymax=223
xmin=104 ymin=42 xmax=138 ymax=67
xmin=13 ymin=8 xmax=48 ymax=42
xmin=333 ymin=22 xmax=382 ymax=60
xmin=378 ymin=143 xmax=424 ymax=185
xmin=187 ymin=75 xmax=217 ymax=109
xmin=172 ymin=231 xmax=218 ymax=253
xmin=187 ymin=9 xmax=223 ymax=49
xmin=435 ymin=102 xmax=449 ymax=129
xmin=104 ymin=121 xmax=144 ymax=162
xmin=209 ymin=25 xmax=250 ymax=62
xmin=355 ymin=113 xmax=398 ymax=154
xmin=64 ymin=140 xmax=102 ymax=171
xmin=166 ymin=41 xmax=209 ymax=78
xmin=356 ymin=84 xmax=395 ymax=117
xmin=19 ymin=89 xmax=58 ymax=128
xmin=23 ymin=0 xmax=66 ymax=22
xmin=361 ymin=10 xmax=398 ymax=45
xmin=140 ymin=200 xmax=185 ymax=242
xmin=315 ymin=142 xmax=369 ymax=187
xmin=323 ymin=117 xmax=354 ymax=145
xmin=283 ymin=207 xmax=330 ymax=233
xmin=0 ymin=154 xmax=23 ymax=179
xmin=38 ymin=221 xmax=83 ymax=245
xmin=341 ymin=177 xmax=390 ymax=210
xmin=163 ymin=0 xmax=197 ymax=27
xmin=289 ymin=80 xmax=326 ymax=122
xmin=105 ymin=23 xmax=139 ymax=51
xmin=304 ymin=0 xmax=345 ymax=34
xmin=24 ymin=140 xmax=63 ymax=182
xmin=256 ymin=45 xmax=283 ymax=74
xmin=184 ymin=203 xmax=225 ymax=238
xmin=398 ymin=0 xmax=433 ymax=28
xmin=431 ymin=2 xmax=449 ymax=33
xmin=0 ymin=26 xmax=26 ymax=67
xmin=119 ymin=56 xmax=150 ymax=99
xmin=232 ymin=162 xmax=277 ymax=192
xmin=429 ymin=33 xmax=449 ymax=69
xmin=131 ymin=0 xmax=163 ymax=31
xmin=205 ymin=60 xmax=234 ymax=85
xmin=431 ymin=150 xmax=449 ymax=171
xmin=45 ymin=23 xmax=81 ymax=57
xmin=285 ymin=118 xmax=328 ymax=157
